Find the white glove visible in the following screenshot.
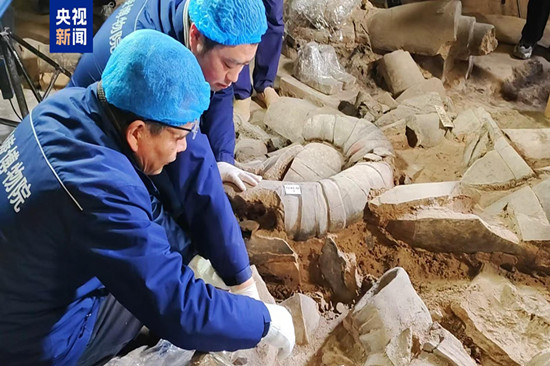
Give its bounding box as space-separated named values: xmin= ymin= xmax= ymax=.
xmin=262 ymin=303 xmax=295 ymax=360
xmin=217 ymin=161 xmax=262 ymax=192
xmin=230 ymin=278 xmax=260 ymax=300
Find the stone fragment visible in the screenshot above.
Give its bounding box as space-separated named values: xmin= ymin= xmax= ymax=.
xmin=367 ymin=1 xmax=460 ymax=56
xmin=281 ymin=293 xmax=320 ymax=345
xmin=405 ymin=113 xmax=445 ymax=148
xmin=484 ymin=186 xmax=550 ymax=244
xmin=422 ymin=323 xmax=477 ymax=366
xmin=378 ymin=50 xmax=425 ymax=96
xmin=461 ymin=122 xmax=534 ymax=189
xmin=263 ymin=97 xmax=318 ymax=142
xmin=234 ymin=116 xmax=272 ymax=144
xmin=380 ymin=119 xmax=408 ymax=150
xmin=375 ymin=92 xmax=445 ymax=128
xmin=315 ymin=267 xmax=476 ymax=366
xmin=448 ymin=15 xmax=477 ymax=61
xmin=527 ymin=350 xmax=550 ymax=366
xmin=345 ymin=267 xmax=432 ymax=357
xmin=451 ymin=266 xmax=550 ymax=366
xmin=235 ymin=138 xmax=267 ymax=163
xmin=246 ymin=230 xmax=300 ymax=287
xmin=354 ymin=91 xmax=386 ymax=119
xmin=374 ymin=91 xmax=399 ymax=111
xmin=382 ymin=207 xmax=522 ymax=255
xmin=369 ymin=181 xmax=459 ymax=213
xmin=533 ymin=178 xmax=550 ymax=221
xmin=409 ymin=353 xmax=446 ymax=366
xmin=400 ymin=92 xmax=447 ymax=114
xmin=279 ymin=75 xmax=358 ymax=109
xmin=462 ymin=150 xmax=515 ymax=188
xmin=335 ymin=302 xmax=347 ymax=314
xmin=396 ymin=77 xmax=447 ymax=103
xmin=452 ymin=108 xmax=484 ymax=141
xmin=284 ymin=143 xmax=343 ymax=182
xmin=319 ymin=237 xmax=361 ymax=303
xmin=476 ymin=14 xmax=550 ymax=47
xmin=503 ymin=129 xmax=550 ymax=169
xmin=366 ymin=1 xmax=496 ymax=58
xmin=251 ymin=265 xmax=275 ymax=305
xmin=470 ymin=22 xmax=498 ymax=56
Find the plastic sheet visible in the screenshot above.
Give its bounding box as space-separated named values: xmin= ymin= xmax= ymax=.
xmin=105 ymin=340 xmax=238 ymax=366
xmin=105 ymin=340 xmax=195 ymax=366
xmin=285 ymin=0 xmax=359 ymax=31
xmin=293 ymin=42 xmax=355 ymax=95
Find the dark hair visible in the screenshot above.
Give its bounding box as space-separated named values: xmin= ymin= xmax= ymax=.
xmin=109 ymin=104 xmax=166 ymax=136
xmin=200 ymin=33 xmax=222 ymax=53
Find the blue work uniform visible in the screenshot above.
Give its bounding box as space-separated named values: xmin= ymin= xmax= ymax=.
xmin=0 ymin=84 xmax=269 ymax=366
xmin=70 ymin=0 xmax=251 ymax=287
xmin=234 ymin=0 xmax=284 ymax=99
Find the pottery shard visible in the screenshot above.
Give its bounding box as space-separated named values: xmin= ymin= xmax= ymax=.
xmin=319 ymin=237 xmax=361 ymax=303
xmin=281 ymin=293 xmax=320 ymax=345
xmin=451 ymin=266 xmax=550 ymax=366
xmin=246 ymin=230 xmax=300 ymax=288
xmin=378 ymin=50 xmax=425 ymax=96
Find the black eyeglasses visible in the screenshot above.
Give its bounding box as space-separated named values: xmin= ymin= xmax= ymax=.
xmin=145 ymin=119 xmax=199 ymax=140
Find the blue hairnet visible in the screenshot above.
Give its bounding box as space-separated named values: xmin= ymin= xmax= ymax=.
xmin=102 ymin=29 xmax=210 ymax=127
xmin=189 ymin=0 xmax=268 ymax=46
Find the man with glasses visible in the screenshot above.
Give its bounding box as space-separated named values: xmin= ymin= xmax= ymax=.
xmin=69 ymin=0 xmax=271 ymax=306
xmin=0 ymin=30 xmax=294 ymax=366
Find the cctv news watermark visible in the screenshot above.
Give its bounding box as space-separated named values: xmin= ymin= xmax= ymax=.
xmin=50 ymin=0 xmax=93 ymax=53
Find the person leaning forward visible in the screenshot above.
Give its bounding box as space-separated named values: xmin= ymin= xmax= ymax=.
xmin=69 ymin=0 xmax=271 ymax=309
xmin=69 ymin=0 xmax=264 ymax=191
xmin=0 ymin=29 xmax=294 ymax=366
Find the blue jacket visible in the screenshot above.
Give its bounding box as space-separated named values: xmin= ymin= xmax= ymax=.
xmin=70 ymin=0 xmax=251 ymax=287
xmin=0 ymin=85 xmax=269 ymax=366
xmin=68 ymin=0 xmax=235 ymax=164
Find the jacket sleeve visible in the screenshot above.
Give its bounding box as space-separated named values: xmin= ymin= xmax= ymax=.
xmin=201 ymin=85 xmax=236 ymax=164
xmin=74 ymin=182 xmax=270 ymax=351
xmin=158 ymin=132 xmax=252 ymax=286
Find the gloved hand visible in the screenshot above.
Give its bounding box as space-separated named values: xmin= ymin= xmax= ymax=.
xmin=262 ymin=303 xmax=295 ymax=360
xmin=230 ymin=277 xmax=260 ymax=300
xmin=217 ymin=162 xmax=262 ymax=192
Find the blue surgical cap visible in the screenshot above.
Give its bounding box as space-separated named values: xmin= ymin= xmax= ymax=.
xmin=102 ymin=29 xmax=210 ymax=127
xmin=189 ymin=0 xmax=268 ymax=46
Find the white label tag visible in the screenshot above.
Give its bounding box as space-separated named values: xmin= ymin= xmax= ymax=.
xmin=434 ymin=104 xmax=454 ymax=129
xmin=284 ymin=184 xmax=302 ymax=195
